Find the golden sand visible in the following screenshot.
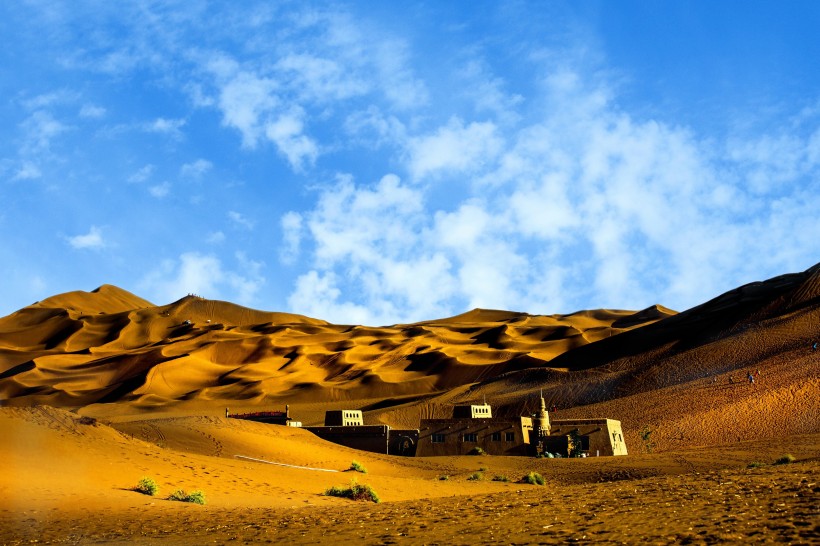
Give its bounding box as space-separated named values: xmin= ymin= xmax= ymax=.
xmin=1 ymin=264 xmax=818 ymax=543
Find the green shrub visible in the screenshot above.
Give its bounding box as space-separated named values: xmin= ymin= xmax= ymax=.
xmin=467 ymin=472 xmax=483 ymax=481
xmin=479 ymin=466 xmax=487 ymax=471
xmin=168 ymin=489 xmax=206 ymax=505
xmin=522 ymin=472 xmax=545 ymax=486
xmin=773 ymin=454 xmax=795 ymax=465
xmin=134 ymin=477 xmax=159 ymax=496
xmin=467 ymin=446 xmax=486 ymax=456
xmin=324 ymin=479 xmax=380 ymax=503
xmin=438 ymin=475 xmax=450 ymax=481
xmin=747 ymin=461 xmax=766 ymax=468
xmin=349 ymin=460 xmax=368 ymax=474
xmin=185 ymin=490 xmax=206 ymax=505
xmin=492 ymin=475 xmax=509 ymax=482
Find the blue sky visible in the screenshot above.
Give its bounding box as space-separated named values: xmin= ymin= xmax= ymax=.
xmin=1 ymin=1 xmax=819 ymax=325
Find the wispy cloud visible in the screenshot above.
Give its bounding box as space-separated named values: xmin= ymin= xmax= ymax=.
xmin=128 ymin=164 xmax=154 ymax=183
xmin=264 ymin=107 xmax=318 ymax=171
xmin=145 ymin=118 xmax=186 ymax=138
xmin=67 ymin=226 xmax=105 ymax=249
xmin=20 ymin=111 xmax=69 ymax=153
xmin=180 ymin=159 xmax=213 ymax=178
xmin=138 ymin=251 xmax=264 ymax=305
xmin=78 ymin=104 xmax=106 ymax=119
xmin=283 ymin=60 xmax=820 ymax=323
xmin=13 ymin=162 xmax=42 ymax=180
xmin=149 ymin=182 xmax=171 ymax=198
xmin=407 ymin=118 xmax=502 ymax=180
xmin=228 ymin=210 xmax=254 ymax=230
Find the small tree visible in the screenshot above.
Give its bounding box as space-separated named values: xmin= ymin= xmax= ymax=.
xmin=639 ymin=425 xmax=656 ymax=453
xmin=568 ymin=431 xmax=584 ymax=458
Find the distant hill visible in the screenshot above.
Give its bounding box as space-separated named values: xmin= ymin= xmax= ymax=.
xmin=0 ymin=264 xmax=817 ymax=452
xmin=0 ymin=285 xmax=669 ymax=408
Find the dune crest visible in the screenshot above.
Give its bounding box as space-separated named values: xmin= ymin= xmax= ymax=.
xmin=0 ymin=288 xmax=669 ymax=409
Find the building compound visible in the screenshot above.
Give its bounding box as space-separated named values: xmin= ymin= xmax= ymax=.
xmin=228 ymin=394 xmax=627 ymax=458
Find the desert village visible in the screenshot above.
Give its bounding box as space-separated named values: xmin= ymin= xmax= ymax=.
xmin=228 ymin=394 xmax=628 ymax=458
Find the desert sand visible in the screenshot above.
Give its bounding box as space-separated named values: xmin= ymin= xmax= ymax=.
xmin=1 ymin=263 xmax=819 ymax=544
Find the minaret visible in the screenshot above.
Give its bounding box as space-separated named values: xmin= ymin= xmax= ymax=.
xmin=533 ymin=391 xmax=551 ymax=440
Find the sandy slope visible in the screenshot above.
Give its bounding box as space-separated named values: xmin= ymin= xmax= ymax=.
xmin=1 ymin=407 xmax=818 ymax=544
xmin=1 ymin=264 xmax=819 ymax=543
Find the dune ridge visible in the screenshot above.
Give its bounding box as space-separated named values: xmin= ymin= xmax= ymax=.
xmin=2 ymin=265 xmax=819 ymax=545
xmin=0 ymin=291 xmax=671 ymax=410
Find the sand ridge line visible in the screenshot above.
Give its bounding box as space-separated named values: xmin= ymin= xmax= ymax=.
xmin=234 ymin=454 xmax=339 ymax=472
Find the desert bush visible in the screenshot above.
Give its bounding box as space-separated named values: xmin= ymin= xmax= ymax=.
xmin=348 ymin=460 xmax=368 ymax=473
xmin=438 ymin=475 xmax=450 ymax=481
xmin=467 ymin=472 xmax=483 ymax=481
xmin=492 ymin=475 xmax=509 ymax=482
xmin=479 ymin=466 xmax=487 ymax=471
xmin=168 ymin=489 xmax=206 ymax=505
xmin=773 ymin=454 xmax=795 ymax=465
xmin=747 ymin=461 xmax=766 ymax=468
xmin=467 ymin=446 xmax=486 ymax=456
xmin=522 ymin=472 xmax=545 ymax=486
xmin=639 ymin=425 xmax=655 ymax=453
xmin=324 ymin=479 xmax=380 ymax=503
xmin=76 ymin=416 xmax=97 ymax=426
xmin=134 ymin=477 xmax=159 ymax=496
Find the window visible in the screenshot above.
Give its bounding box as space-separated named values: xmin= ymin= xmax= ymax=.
xmin=463 ymin=433 xmax=478 ymax=442
xmin=505 ymin=432 xmax=515 ymax=442
xmin=491 ymin=432 xmax=501 ymax=441
xmin=431 ymin=433 xmax=445 ymax=443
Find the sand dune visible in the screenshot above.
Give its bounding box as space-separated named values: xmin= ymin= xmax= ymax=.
xmin=0 ymin=290 xmax=671 ymax=411
xmin=2 ymin=264 xmax=819 ymax=544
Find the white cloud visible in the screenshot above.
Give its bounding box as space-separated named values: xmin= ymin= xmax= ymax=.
xmin=79 ymin=104 xmax=106 ymax=118
xmin=264 ymin=108 xmax=319 ymax=171
xmin=13 ymin=162 xmax=42 ymax=180
xmin=228 ymin=210 xmax=254 ymax=230
xmin=407 ymin=118 xmax=502 ymax=179
xmin=139 ymin=252 xmax=264 ymax=306
xmin=276 ymin=53 xmax=369 ymax=101
xmin=128 ymin=164 xmax=154 ymax=183
xmin=288 ymin=270 xmax=373 ymax=325
xmin=206 ymin=231 xmax=226 ymax=244
xmin=20 ymin=110 xmax=69 ymax=153
xmin=343 ymin=106 xmax=406 ymax=148
xmin=149 ymin=181 xmax=171 ymax=198
xmin=279 ymin=211 xmax=302 ymax=264
xmin=67 ymin=226 xmax=105 ymax=249
xmin=209 ymin=60 xmax=279 ymax=148
xmin=180 ymin=159 xmax=213 ymax=178
xmin=282 ymin=64 xmax=820 ymax=323
xmin=146 ymin=117 xmax=186 ymax=138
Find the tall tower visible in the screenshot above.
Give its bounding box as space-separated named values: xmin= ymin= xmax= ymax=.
xmin=532 ymin=391 xmax=551 ymax=450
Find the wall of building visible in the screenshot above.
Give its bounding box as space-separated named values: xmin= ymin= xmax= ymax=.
xmin=416 ymin=417 xmax=532 ymax=456
xmin=306 ymin=425 xmax=390 ymax=454
xmin=305 ymin=425 xmax=420 ymax=456
xmin=548 ymin=418 xmax=628 ymax=456
xmin=324 ymin=410 xmax=363 ymax=426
